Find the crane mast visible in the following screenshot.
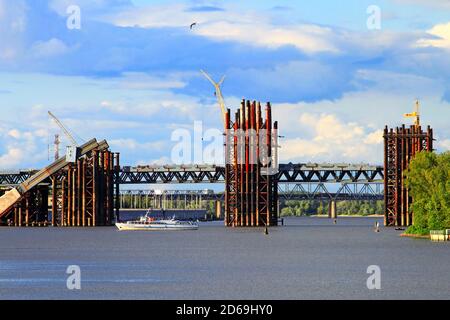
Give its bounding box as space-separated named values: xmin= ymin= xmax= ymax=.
xmin=48 ymin=111 xmax=78 ymax=147
xmin=404 ymin=99 xmax=420 ymax=127
xmin=200 ymin=70 xmax=227 ymax=128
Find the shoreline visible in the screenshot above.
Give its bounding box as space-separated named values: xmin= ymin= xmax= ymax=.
xmin=400 ymin=233 xmax=430 ymax=239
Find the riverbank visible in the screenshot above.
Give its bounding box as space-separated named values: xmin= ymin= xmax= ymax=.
xmin=400 ymin=233 xmax=430 ymax=239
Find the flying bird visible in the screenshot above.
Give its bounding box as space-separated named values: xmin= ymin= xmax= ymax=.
xmin=190 ymin=22 xmax=197 ymax=30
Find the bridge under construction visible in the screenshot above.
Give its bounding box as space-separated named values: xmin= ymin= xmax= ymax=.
xmin=0 ymin=139 xmax=120 ymax=227
xmin=0 ymin=99 xmax=435 ymax=228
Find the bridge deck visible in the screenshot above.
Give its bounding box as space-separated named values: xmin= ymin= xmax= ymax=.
xmin=1 ymin=163 xmax=384 ymax=186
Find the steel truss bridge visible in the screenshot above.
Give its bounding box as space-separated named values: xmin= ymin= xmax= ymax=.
xmin=1 ymin=163 xmax=383 ymax=186
xmin=120 ymin=182 xmax=383 ymax=204
xmin=115 ymin=163 xmax=384 ymax=204
xmin=118 ymin=163 xmax=384 ymax=184
xmin=1 ymin=164 xmax=383 ymax=203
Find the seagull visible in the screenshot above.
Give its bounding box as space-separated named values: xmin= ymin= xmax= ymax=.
xmin=190 ymin=22 xmax=197 ymax=30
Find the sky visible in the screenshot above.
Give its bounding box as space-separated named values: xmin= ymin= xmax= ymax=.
xmin=0 ymin=0 xmax=450 ymax=171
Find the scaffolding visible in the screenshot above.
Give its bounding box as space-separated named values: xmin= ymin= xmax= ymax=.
xmin=224 ymin=99 xmax=279 ymax=227
xmin=383 ymin=124 xmax=433 ymax=227
xmin=0 ymin=140 xmax=120 ymax=227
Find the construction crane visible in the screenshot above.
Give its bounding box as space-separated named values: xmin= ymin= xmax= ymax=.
xmin=48 ymin=111 xmax=78 ymax=147
xmin=200 ymin=70 xmax=227 ymax=128
xmin=404 ymin=99 xmax=421 ymax=127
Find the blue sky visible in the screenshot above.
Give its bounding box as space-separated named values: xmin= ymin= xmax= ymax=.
xmin=0 ymin=0 xmax=449 ymax=170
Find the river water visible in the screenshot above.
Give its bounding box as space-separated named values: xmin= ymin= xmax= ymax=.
xmin=0 ymin=215 xmax=449 ymax=300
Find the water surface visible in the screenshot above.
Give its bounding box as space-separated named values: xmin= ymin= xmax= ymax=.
xmin=0 ymin=216 xmax=449 ymax=300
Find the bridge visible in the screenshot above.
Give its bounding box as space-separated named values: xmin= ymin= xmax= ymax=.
xmin=114 ymin=164 xmax=384 ymax=210
xmin=0 ymin=163 xmax=384 ymax=223
xmin=120 ymin=183 xmax=383 ymax=209
xmin=118 ymin=163 xmax=383 ymax=184
xmin=0 ymin=163 xmax=383 ymax=186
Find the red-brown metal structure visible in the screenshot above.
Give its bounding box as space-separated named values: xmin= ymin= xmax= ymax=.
xmin=1 ymin=146 xmax=120 ymax=227
xmin=224 ymin=100 xmax=278 ymax=227
xmin=383 ymin=124 xmax=433 ymax=227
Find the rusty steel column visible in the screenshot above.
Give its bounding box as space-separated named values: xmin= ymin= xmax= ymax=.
xmin=61 ymin=176 xmax=66 ymax=226
xmin=67 ymin=165 xmax=72 ymax=227
xmin=18 ymin=206 xmax=22 ymax=227
xmin=100 ymin=151 xmax=105 ymax=226
xmin=25 ymin=196 xmax=29 ymax=227
xmin=51 ymin=177 xmax=57 ymax=226
xmin=224 ymin=99 xmax=278 ymax=228
xmin=72 ymin=164 xmax=76 ymax=226
xmin=104 ymin=151 xmax=109 ymax=226
xmin=383 ymin=126 xmax=388 ymax=226
xmin=109 ymin=152 xmax=114 ymax=225
xmin=14 ymin=205 xmax=18 ymax=226
xmin=82 ymin=158 xmax=86 ymax=227
xmin=114 ymin=153 xmax=120 ymax=223
xmin=328 ymin=200 xmax=337 ymax=219
xmin=40 ymin=186 xmax=49 ymax=225
xmin=93 ymin=150 xmax=98 ymax=226
xmin=77 ymin=159 xmax=82 ymax=227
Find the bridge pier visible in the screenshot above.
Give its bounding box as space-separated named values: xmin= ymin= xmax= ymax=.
xmin=224 ymin=100 xmax=279 ymax=227
xmin=215 ymin=200 xmax=223 ymax=220
xmin=328 ymin=200 xmax=337 ymax=219
xmin=383 ymin=124 xmax=433 ymax=227
xmin=0 ymin=142 xmax=120 ymax=227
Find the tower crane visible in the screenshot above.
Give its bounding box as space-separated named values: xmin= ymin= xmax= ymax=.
xmin=200 ymin=70 xmax=227 ymax=128
xmin=48 ymin=111 xmax=78 ymax=147
xmin=48 ymin=111 xmax=80 ymax=162
xmin=404 ymin=99 xmax=420 ymax=128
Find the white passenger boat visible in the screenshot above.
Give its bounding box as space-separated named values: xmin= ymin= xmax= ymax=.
xmin=115 ymin=210 xmax=199 ymax=231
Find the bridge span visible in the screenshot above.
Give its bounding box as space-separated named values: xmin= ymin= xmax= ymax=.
xmin=120 ymin=183 xmax=383 ymax=206
xmin=1 ymin=163 xmax=383 ymax=188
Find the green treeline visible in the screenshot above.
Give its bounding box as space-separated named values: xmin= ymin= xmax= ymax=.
xmin=405 ymin=151 xmax=450 ymax=235
xmin=280 ymin=200 xmax=383 ymax=217
xmin=120 ymin=195 xmax=218 ymax=215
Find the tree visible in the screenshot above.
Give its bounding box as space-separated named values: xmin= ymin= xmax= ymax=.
xmin=405 ymin=151 xmax=450 ymax=234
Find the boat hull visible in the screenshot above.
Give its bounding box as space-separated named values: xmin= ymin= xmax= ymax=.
xmin=115 ymin=222 xmax=198 ymax=231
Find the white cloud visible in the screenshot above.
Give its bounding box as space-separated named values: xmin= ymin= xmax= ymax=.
xmin=0 ymin=0 xmax=27 ymax=32
xmin=364 ymin=130 xmax=384 ymax=145
xmin=280 ymin=113 xmax=382 ymax=163
xmin=0 ymin=127 xmax=47 ymax=169
xmin=194 ymin=21 xmax=338 ymax=53
xmin=106 ymin=4 xmax=338 ymax=54
xmin=393 ymin=0 xmax=450 ymax=9
xmin=31 ymin=38 xmax=71 ymax=58
xmin=271 ymin=69 xmax=450 ymax=163
xmin=136 ymin=156 xmax=172 ymax=166
xmin=109 ymin=138 xmax=166 ymax=152
xmin=48 ymin=0 xmax=129 ymax=16
xmin=8 ymin=129 xmax=21 ymax=139
xmin=437 ymin=139 xmax=450 ymax=151
xmin=100 ymin=91 xmax=217 ymax=120
xmin=0 ymin=147 xmax=24 ymax=168
xmin=0 ymin=0 xmax=27 ymax=61
xmin=117 ymin=72 xmax=188 ymax=90
xmin=417 ymin=22 xmax=450 ymax=49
